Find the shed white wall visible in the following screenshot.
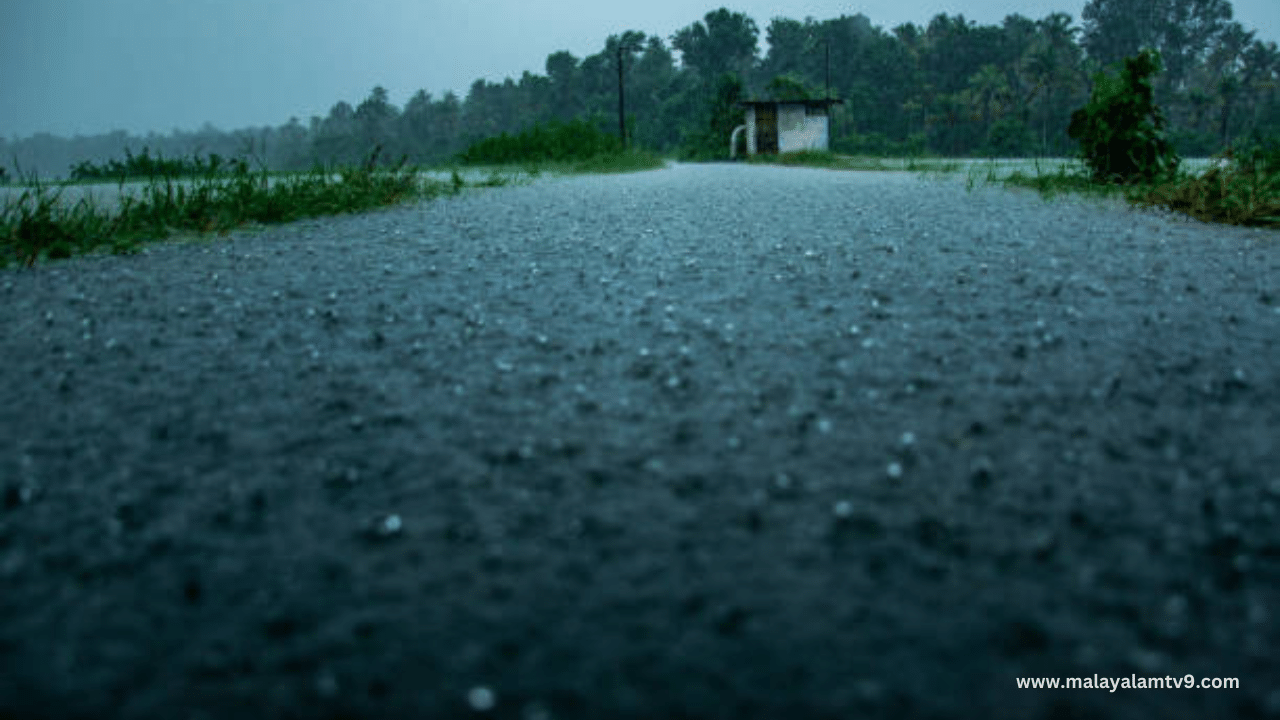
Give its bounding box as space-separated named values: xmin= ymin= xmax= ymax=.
xmin=743 ymin=103 xmax=831 ymax=156
xmin=777 ymin=104 xmax=829 ymax=153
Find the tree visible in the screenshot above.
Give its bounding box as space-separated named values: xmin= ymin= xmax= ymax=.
xmin=313 ymin=100 xmax=361 ymax=165
xmin=274 ymin=116 xmax=311 ymax=170
xmin=762 ymin=17 xmax=820 ymax=83
xmin=545 ymin=51 xmax=581 ymax=120
xmin=1068 ymin=49 xmax=1180 ymax=182
xmin=1023 ymin=13 xmax=1086 ymax=154
xmin=630 ymin=37 xmax=679 ymax=149
xmin=680 ymin=72 xmax=744 ymax=159
xmin=1081 ymin=0 xmax=1233 ymax=96
xmin=354 ymin=86 xmax=400 ymax=161
xmin=672 ymin=8 xmax=759 ymax=82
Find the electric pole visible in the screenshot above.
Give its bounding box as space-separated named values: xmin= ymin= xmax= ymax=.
xmin=825 ymin=38 xmax=831 ymax=100
xmin=824 ymin=37 xmax=834 ymax=151
xmin=616 ymin=41 xmax=641 ymax=149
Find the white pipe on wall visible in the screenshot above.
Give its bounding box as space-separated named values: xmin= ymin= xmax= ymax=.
xmin=730 ymin=125 xmax=746 ymax=159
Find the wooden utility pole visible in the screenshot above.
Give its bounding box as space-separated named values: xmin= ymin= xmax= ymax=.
xmin=825 ymin=39 xmax=831 ymax=100
xmin=616 ymin=42 xmax=641 ymax=149
xmin=824 ymin=38 xmax=834 ymax=151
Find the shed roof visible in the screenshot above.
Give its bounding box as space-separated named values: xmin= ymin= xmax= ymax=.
xmin=739 ymin=98 xmax=843 ymax=108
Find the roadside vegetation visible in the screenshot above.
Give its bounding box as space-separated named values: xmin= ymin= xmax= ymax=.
xmin=750 ymin=50 xmax=1278 ymax=229
xmin=0 ymin=150 xmax=505 ymax=268
xmin=1002 ymin=49 xmax=1279 ymax=227
xmin=455 ymin=117 xmax=666 ymax=174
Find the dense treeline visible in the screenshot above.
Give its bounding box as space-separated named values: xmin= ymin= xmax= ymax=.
xmin=2 ymin=0 xmax=1276 ymax=178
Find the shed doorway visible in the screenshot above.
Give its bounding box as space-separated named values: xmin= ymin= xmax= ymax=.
xmin=755 ymin=104 xmax=778 ymax=154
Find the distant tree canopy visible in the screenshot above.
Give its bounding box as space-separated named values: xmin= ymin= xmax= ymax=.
xmin=3 ymin=2 xmax=1277 ymax=177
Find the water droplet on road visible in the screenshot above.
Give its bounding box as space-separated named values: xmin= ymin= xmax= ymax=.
xmin=467 ymin=685 xmax=496 ymax=712
xmin=380 ymin=514 xmax=402 ymax=534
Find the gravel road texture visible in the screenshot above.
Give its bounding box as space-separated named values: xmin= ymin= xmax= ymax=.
xmin=2 ymin=163 xmax=1279 ymax=719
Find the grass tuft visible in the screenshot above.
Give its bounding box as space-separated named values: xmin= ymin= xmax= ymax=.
xmin=1128 ymin=163 xmax=1280 ymax=227
xmin=1 ymin=152 xmax=472 ymax=267
xmin=751 ymin=148 xmax=1278 ymax=228
xmin=999 ymin=155 xmax=1280 ymax=228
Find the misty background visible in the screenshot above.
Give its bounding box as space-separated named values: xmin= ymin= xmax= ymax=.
xmin=1 ymin=0 xmax=1276 ymax=177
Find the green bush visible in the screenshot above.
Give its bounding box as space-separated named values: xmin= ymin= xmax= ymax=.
xmin=457 ymin=117 xmax=621 ymax=165
xmin=1068 ymin=49 xmax=1179 ymax=184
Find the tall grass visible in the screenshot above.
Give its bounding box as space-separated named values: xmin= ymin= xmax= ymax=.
xmin=1 ymin=152 xmax=481 ymax=268
xmin=68 ymin=147 xmax=230 ymax=182
xmin=750 ymin=148 xmax=1278 ymax=229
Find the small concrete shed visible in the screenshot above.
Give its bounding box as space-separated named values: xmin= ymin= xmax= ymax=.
xmin=736 ymin=99 xmax=843 ymax=156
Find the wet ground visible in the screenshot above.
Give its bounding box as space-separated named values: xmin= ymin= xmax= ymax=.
xmin=1 ymin=164 xmax=1278 ymax=719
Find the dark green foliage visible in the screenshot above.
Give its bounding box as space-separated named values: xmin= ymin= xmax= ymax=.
xmin=984 ymin=118 xmax=1036 ymax=157
xmin=999 ymin=151 xmax=1279 ymax=228
xmin=1131 ymin=166 xmax=1280 ymax=227
xmin=1068 ymin=49 xmax=1180 ymax=183
xmin=1130 ymin=136 xmax=1280 ymax=226
xmin=1234 ymin=133 xmax=1280 ymax=175
xmin=456 ymin=117 xmax=621 ymax=165
xmin=765 ymin=74 xmax=816 ymax=101
xmin=3 ymin=6 xmax=1273 ymax=178
xmin=69 ymin=148 xmax=229 ymax=182
xmin=680 ymin=73 xmax=745 ymax=160
xmin=671 ymin=9 xmax=759 ymax=80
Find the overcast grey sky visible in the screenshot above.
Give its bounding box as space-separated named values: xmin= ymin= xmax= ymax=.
xmin=2 ymin=0 xmax=1276 ymax=139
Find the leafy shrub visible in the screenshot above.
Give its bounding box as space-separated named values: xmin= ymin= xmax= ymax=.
xmin=1068 ymin=49 xmax=1179 ymax=184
